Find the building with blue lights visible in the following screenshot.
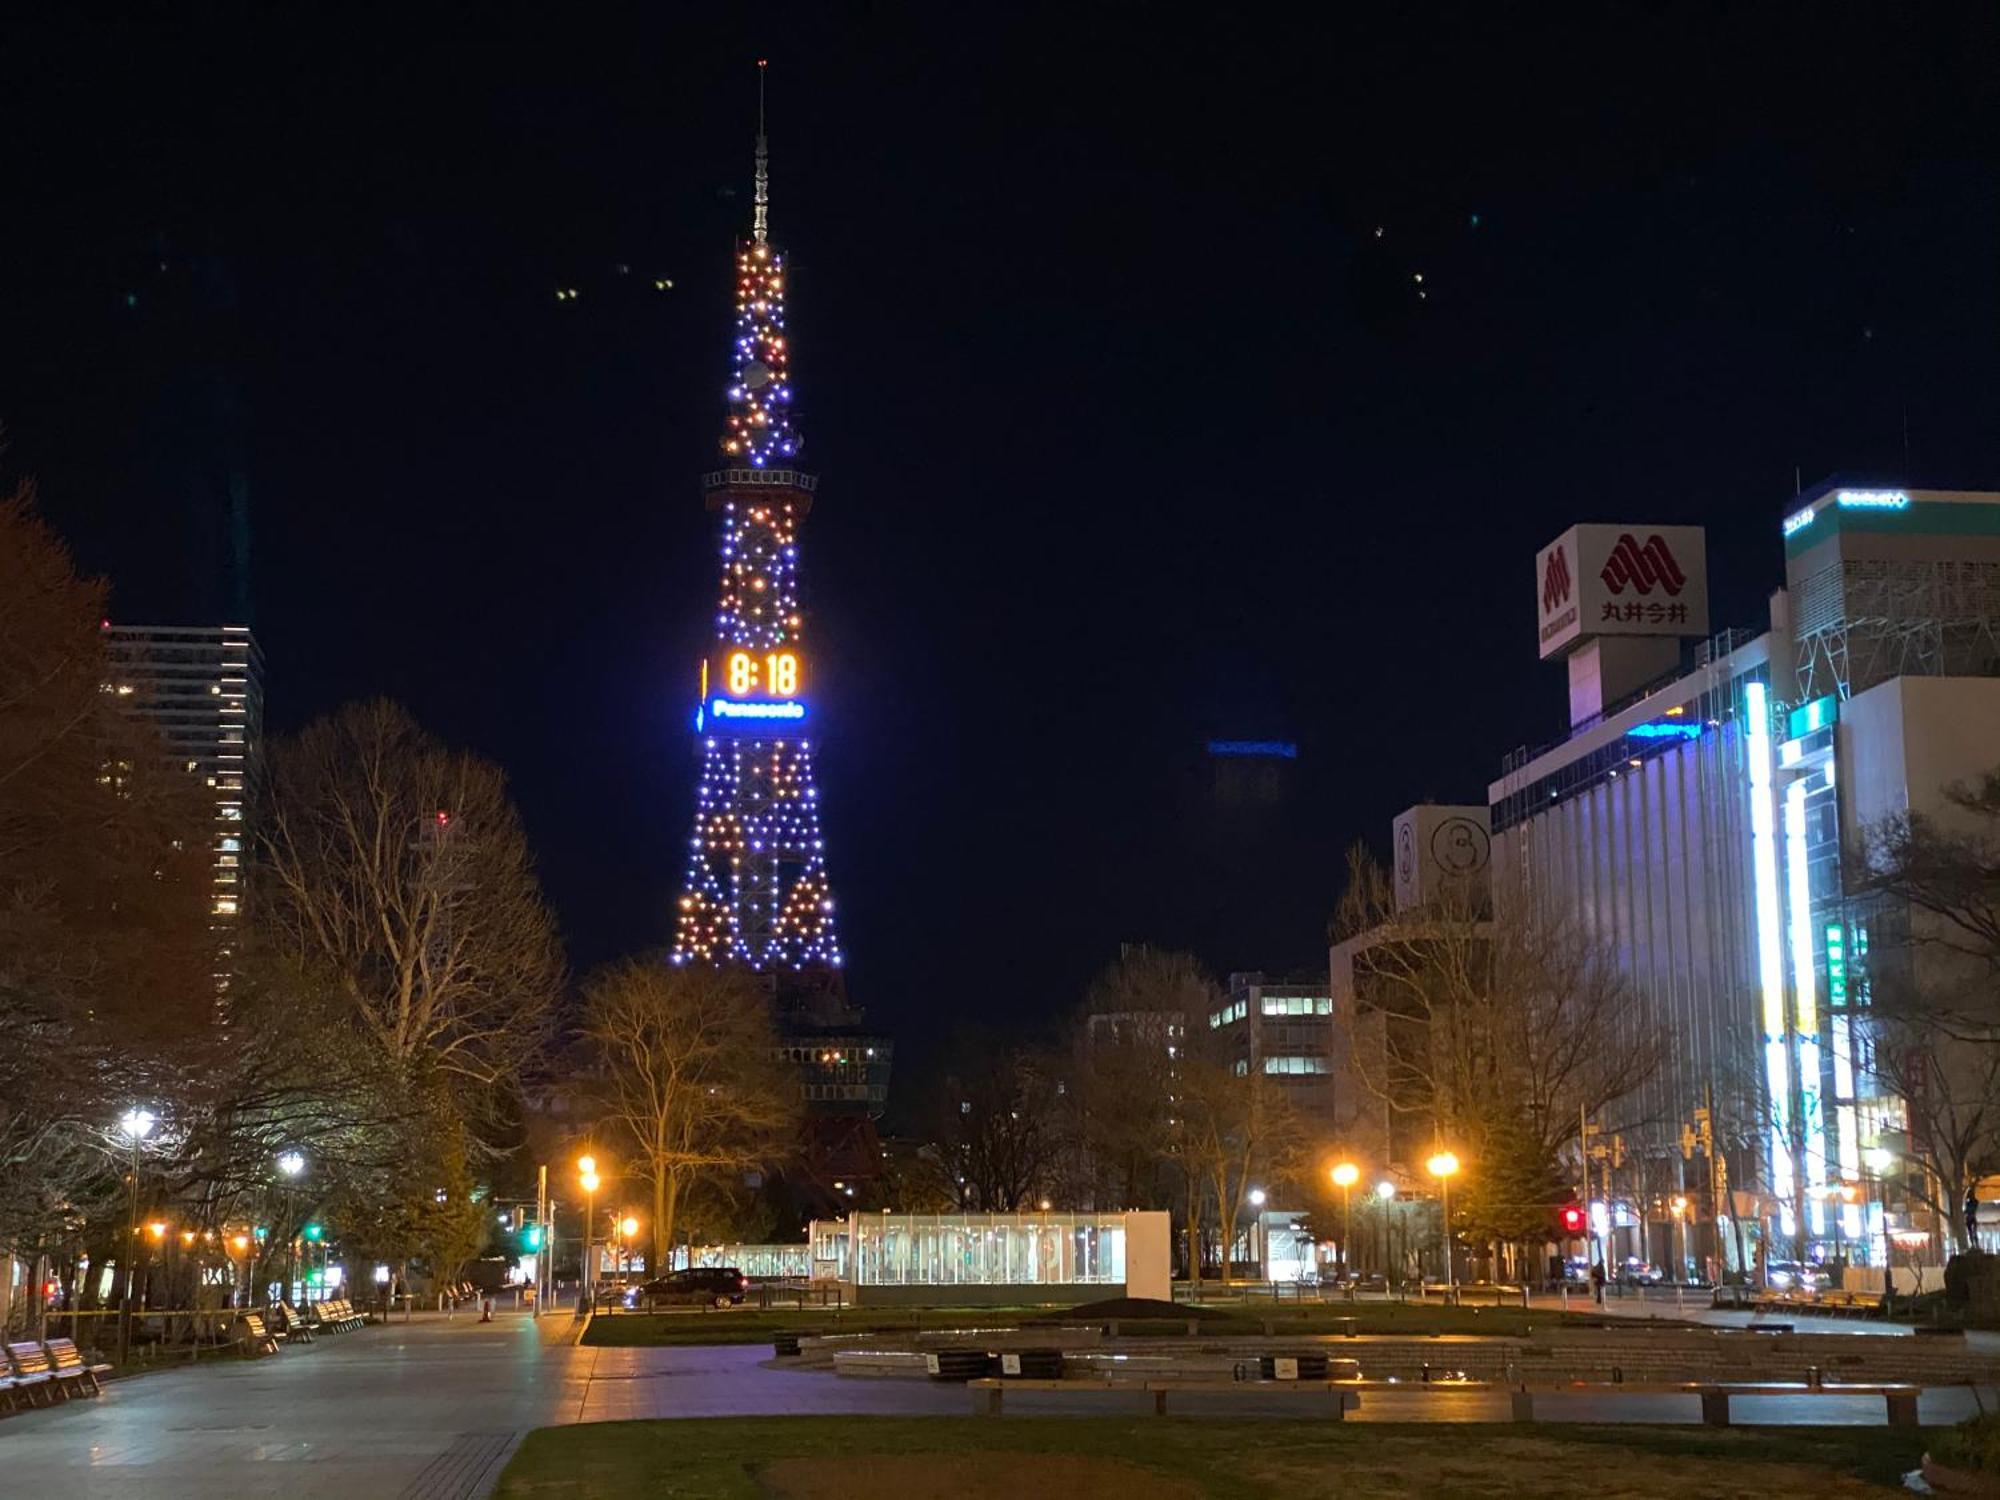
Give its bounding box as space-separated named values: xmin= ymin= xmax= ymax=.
xmin=1488 ymin=482 xmax=2000 ymax=1281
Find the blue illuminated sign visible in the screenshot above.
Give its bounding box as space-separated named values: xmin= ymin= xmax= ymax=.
xmin=1207 ymin=740 xmax=1298 ymax=759
xmin=711 ymin=698 xmax=806 ymax=722
xmin=1626 ymin=721 xmax=1703 ymax=741
xmin=1785 ymin=490 xmax=1912 ymax=539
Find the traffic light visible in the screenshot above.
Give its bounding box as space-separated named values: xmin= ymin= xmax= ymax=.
xmin=302 ymin=1222 xmax=324 ymax=1243
xmin=522 ymin=1225 xmax=544 ymax=1252
xmin=1559 ymin=1203 xmax=1587 ymax=1236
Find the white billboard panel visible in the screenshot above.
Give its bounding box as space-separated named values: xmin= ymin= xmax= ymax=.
xmin=1536 ymin=524 xmax=1709 ymax=660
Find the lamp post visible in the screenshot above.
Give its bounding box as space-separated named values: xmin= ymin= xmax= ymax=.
xmin=1247 ymin=1187 xmax=1267 ymax=1281
xmin=116 ymin=1108 xmax=156 ymax=1365
xmin=230 ymin=1234 xmax=252 ymax=1307
xmin=578 ymin=1156 xmax=600 ymax=1311
xmin=1375 ymin=1181 xmax=1396 ymax=1279
xmin=277 ymin=1151 xmax=305 ymax=1305
xmin=1331 ymin=1163 xmax=1359 ymax=1276
xmin=1669 ymin=1195 xmax=1689 ymax=1283
xmin=1427 ymin=1152 xmax=1460 ymax=1298
xmin=619 ymin=1216 xmax=639 ymax=1282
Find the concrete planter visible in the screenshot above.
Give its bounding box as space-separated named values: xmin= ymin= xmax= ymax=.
xmin=1922 ymin=1454 xmax=2000 ymax=1496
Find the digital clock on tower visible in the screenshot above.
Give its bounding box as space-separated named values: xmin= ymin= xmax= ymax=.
xmin=709 ymin=647 xmax=805 ymax=701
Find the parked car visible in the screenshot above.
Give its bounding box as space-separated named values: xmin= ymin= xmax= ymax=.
xmin=1618 ymin=1258 xmax=1664 ymax=1286
xmin=627 ymin=1267 xmax=750 ymax=1309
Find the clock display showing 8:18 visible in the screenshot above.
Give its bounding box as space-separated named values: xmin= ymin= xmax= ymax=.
xmin=714 ymin=648 xmax=803 ymax=700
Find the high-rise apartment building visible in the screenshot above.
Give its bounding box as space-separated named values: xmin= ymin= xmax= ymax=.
xmin=102 ymin=623 xmax=265 ymax=973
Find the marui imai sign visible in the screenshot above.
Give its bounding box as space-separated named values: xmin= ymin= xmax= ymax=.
xmin=1535 ymin=523 xmax=1709 ymax=660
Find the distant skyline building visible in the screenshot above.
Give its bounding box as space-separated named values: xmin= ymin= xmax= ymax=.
xmin=102 ymin=622 xmax=265 ymax=983
xmin=669 ymin=70 xmax=889 ymax=1172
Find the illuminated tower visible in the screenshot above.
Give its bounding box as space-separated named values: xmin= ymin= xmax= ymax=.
xmin=673 ymin=66 xmax=846 ymax=990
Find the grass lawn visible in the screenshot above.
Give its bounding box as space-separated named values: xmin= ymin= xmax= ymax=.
xmin=493 ymin=1416 xmax=1925 ymax=1498
xmin=582 ymin=1301 xmax=1627 ymax=1347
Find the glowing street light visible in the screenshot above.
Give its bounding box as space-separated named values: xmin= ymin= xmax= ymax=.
xmin=276 ymin=1151 xmax=307 ymax=1304
xmin=1427 ymin=1152 xmax=1460 ymax=1298
xmin=1373 ymin=1179 xmax=1398 ymax=1279
xmin=1331 ymin=1163 xmax=1360 ymax=1275
xmin=579 ymin=1155 xmax=603 ymax=1306
xmin=116 ymin=1107 xmax=157 ymax=1365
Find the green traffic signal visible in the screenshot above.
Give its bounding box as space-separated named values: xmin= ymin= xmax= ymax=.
xmin=302 ymin=1222 xmax=324 ymax=1242
xmin=522 ymin=1226 xmax=544 ymax=1251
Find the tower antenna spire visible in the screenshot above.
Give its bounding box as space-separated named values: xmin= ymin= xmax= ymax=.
xmin=753 ymin=59 xmax=770 ymax=245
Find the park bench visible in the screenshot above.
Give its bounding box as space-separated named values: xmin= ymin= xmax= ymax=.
xmin=269 ymin=1303 xmax=315 ymax=1344
xmin=234 ymin=1313 xmax=281 ymax=1356
xmin=969 ymin=1376 xmax=1362 ymax=1418
xmin=309 ymin=1297 xmax=362 ymax=1332
xmin=4 ymin=1342 xmax=60 ymax=1406
xmin=41 ymin=1337 xmax=110 ymax=1396
xmin=1504 ymin=1378 xmax=1921 ymax=1427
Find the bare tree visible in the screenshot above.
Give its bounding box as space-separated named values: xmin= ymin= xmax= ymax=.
xmin=932 ymin=1035 xmax=1055 ymax=1210
xmin=258 ymin=700 xmax=563 ymax=1088
xmin=0 ymin=483 xmax=214 ymax=1299
xmin=582 ymin=960 xmax=798 ymax=1271
xmin=1070 ymin=947 xmax=1216 ymax=1277
xmin=1863 ymin=779 xmax=2000 ymax=1252
xmin=1337 ymin=845 xmax=1661 ymax=1274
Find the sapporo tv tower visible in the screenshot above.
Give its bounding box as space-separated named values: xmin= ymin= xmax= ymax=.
xmin=672 ymin=66 xmax=889 ymax=1167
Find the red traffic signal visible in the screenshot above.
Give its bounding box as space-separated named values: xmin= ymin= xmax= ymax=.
xmin=1560 ymin=1203 xmax=1587 ymax=1235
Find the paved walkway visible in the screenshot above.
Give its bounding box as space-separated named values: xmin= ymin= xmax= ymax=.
xmin=4 ymin=1308 xmax=1995 ymax=1498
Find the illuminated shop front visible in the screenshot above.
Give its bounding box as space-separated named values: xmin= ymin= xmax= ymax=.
xmin=809 ymin=1211 xmax=1171 ymax=1306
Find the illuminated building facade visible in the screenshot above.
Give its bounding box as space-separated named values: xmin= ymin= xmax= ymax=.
xmin=669 ymin=71 xmax=889 ymax=1168
xmin=1484 ymin=482 xmax=2000 ymax=1277
xmin=102 ymin=622 xmax=264 ymax=978
xmin=1209 ymin=973 xmax=1337 ymax=1130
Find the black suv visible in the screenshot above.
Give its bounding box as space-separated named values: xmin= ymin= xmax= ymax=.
xmin=628 ymin=1267 xmax=750 ymax=1309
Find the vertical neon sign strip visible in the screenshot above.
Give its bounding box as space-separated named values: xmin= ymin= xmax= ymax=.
xmin=1745 ymin=680 xmax=1794 ymax=1204
xmin=1785 ymin=782 xmax=1819 ymax=1040
xmin=1785 ymin=780 xmax=1828 ymax=1219
xmin=1746 ymin=683 xmax=1786 ymax=1037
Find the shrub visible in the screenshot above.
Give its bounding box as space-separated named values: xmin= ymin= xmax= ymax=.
xmin=1931 ymin=1412 xmax=2000 ymax=1472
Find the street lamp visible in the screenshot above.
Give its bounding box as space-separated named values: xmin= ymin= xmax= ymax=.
xmin=1246 ymin=1188 xmax=1267 ymax=1280
xmin=578 ymin=1155 xmax=601 ymax=1309
xmin=619 ymin=1216 xmax=639 ymax=1280
xmin=1427 ymin=1152 xmax=1460 ymax=1298
xmin=1375 ymin=1180 xmax=1397 ymax=1280
xmin=116 ymin=1108 xmax=156 ymax=1365
xmin=277 ymin=1151 xmax=306 ymax=1305
xmin=1668 ymin=1195 xmax=1689 ymax=1282
xmin=1331 ymin=1163 xmax=1360 ymax=1276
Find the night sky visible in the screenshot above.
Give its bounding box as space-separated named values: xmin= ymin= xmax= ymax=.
xmin=7 ymin=8 xmax=2000 ymax=1093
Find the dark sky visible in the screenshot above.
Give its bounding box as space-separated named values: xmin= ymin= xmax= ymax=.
xmin=7 ymin=7 xmax=2000 ymax=1084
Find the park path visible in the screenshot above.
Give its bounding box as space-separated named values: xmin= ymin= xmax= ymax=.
xmin=3 ymin=1305 xmax=1996 ymax=1498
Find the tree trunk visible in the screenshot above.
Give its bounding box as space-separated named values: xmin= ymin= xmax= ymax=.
xmin=656 ymin=1172 xmax=681 ymax=1274
xmin=651 ymin=1168 xmax=669 ymax=1273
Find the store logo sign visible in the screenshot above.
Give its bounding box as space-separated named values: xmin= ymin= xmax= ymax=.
xmin=1542 ymin=544 xmax=1572 ymax=612
xmin=1600 ymin=533 xmax=1688 ymax=596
